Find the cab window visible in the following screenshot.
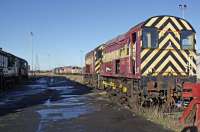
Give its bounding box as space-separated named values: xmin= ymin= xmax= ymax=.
xmin=115 ymin=60 xmax=120 ymax=74
xmin=142 ymin=28 xmax=158 ymax=48
xmin=181 ymin=30 xmax=195 ymax=50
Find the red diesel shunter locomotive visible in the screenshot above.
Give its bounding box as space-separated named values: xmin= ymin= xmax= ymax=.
xmin=84 ymin=15 xmax=197 ymax=108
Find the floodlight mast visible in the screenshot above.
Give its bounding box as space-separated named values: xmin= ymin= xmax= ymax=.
xmin=179 ymin=4 xmax=187 ymax=19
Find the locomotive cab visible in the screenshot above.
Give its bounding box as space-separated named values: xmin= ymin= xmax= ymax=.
xmin=140 ymin=16 xmax=197 ymax=107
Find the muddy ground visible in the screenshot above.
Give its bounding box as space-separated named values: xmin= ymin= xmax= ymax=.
xmin=0 ymin=76 xmax=172 ymax=132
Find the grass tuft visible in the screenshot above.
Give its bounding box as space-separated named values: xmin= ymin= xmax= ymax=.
xmin=132 ymin=106 xmax=184 ymax=131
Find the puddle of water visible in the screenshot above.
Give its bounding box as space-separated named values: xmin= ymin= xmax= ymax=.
xmin=34 ymin=77 xmax=93 ymax=131
xmin=48 ymin=86 xmax=75 ymax=95
xmin=48 ymin=80 xmax=69 ymax=87
xmin=44 ymin=96 xmax=85 ymax=107
xmin=0 ymin=102 xmax=5 ymax=105
xmin=36 ymin=78 xmax=49 ymax=84
xmin=48 ymin=86 xmax=73 ymax=90
xmin=45 ymin=99 xmax=51 ymax=107
xmin=37 ymin=91 xmax=93 ymax=119
xmin=37 ymin=95 xmax=92 ymax=120
xmin=37 ymin=105 xmax=89 ymax=121
xmin=60 ymin=94 xmax=78 ymax=98
xmin=26 ymin=84 xmax=47 ymax=89
xmin=49 ymin=80 xmax=66 ymax=84
xmin=37 ymin=92 xmax=93 ymax=132
xmin=66 ymin=86 xmax=74 ymax=89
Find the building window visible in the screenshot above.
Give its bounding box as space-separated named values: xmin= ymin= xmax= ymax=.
xmin=181 ymin=30 xmax=195 ymax=50
xmin=142 ymin=28 xmax=158 ymax=48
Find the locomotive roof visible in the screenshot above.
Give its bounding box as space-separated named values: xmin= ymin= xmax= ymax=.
xmin=143 ymin=15 xmax=195 ymax=32
xmin=85 ymin=50 xmax=94 ymax=58
xmin=103 ymin=15 xmax=195 ymax=48
xmin=85 ymin=43 xmax=105 ymax=58
xmin=84 ymin=15 xmax=196 ymax=59
xmin=103 ymin=22 xmax=143 ymax=48
xmin=0 ymin=48 xmax=28 ymax=63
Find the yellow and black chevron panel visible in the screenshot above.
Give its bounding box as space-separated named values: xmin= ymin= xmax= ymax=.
xmin=141 ymin=16 xmax=196 ymax=76
xmin=95 ymin=45 xmax=104 ymax=73
xmin=144 ymin=16 xmax=194 ymax=31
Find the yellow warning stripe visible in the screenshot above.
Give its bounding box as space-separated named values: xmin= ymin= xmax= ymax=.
xmin=155 ymin=16 xmax=169 ymax=29
xmin=189 ymin=51 xmax=197 ymax=60
xmin=181 ymin=50 xmax=196 ymax=70
xmin=170 ymin=17 xmax=183 ymax=30
xmin=190 ymin=60 xmax=197 ymax=70
xmin=162 ymin=66 xmax=178 ymax=76
xmin=142 ymin=50 xmax=168 ymax=74
xmin=189 ymin=51 xmax=197 ymax=70
xmin=180 ymin=19 xmax=192 ymax=30
xmin=145 ymin=17 xmax=159 ymax=27
xmin=171 ymin=50 xmax=187 ymax=67
xmin=162 ymin=72 xmax=178 ymax=76
xmin=159 ymin=23 xmax=180 ymax=39
xmin=181 ymin=50 xmax=195 ymax=69
xmin=155 ymin=56 xmax=186 ymax=75
xmin=95 ymin=64 xmax=101 ymax=71
xmin=159 ymin=34 xmax=180 ymax=49
xmin=181 ymin=50 xmax=189 ymax=60
xmin=95 ymin=59 xmax=101 ymax=65
xmin=141 ymin=49 xmax=150 ymax=58
xmin=141 ymin=49 xmax=160 ymax=69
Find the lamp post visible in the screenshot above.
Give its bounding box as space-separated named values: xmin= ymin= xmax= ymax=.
xmin=30 ymin=32 xmax=34 ymax=76
xmin=80 ymin=50 xmax=84 ymax=75
xmin=80 ymin=50 xmax=83 ymax=67
xmin=179 ymin=4 xmax=187 ymax=19
xmin=48 ymin=53 xmax=51 ymax=73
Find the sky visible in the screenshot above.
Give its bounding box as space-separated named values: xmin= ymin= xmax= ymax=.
xmin=0 ymin=0 xmax=199 ymax=70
